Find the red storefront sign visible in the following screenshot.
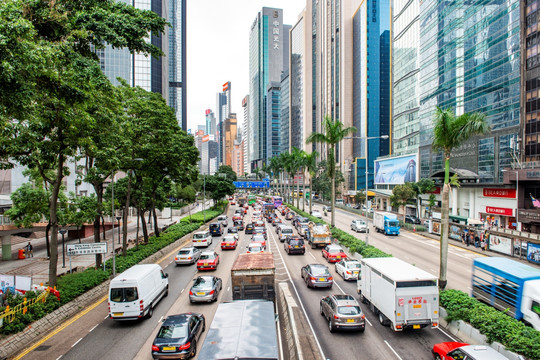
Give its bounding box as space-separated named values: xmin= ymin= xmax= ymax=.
xmin=486 ymin=206 xmax=513 ymax=216
xmin=483 ymin=188 xmax=516 ymax=198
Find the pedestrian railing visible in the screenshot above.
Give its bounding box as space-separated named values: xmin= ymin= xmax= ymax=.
xmin=0 ymin=288 xmax=50 ymax=327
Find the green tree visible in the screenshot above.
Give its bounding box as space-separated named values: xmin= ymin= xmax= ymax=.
xmin=306 ymin=116 xmax=356 ymax=227
xmin=354 ymin=191 xmax=366 ymax=206
xmin=410 ymin=178 xmax=436 ymax=218
xmin=205 ymin=175 xmax=235 ymax=206
xmin=432 ymin=107 xmax=489 ymax=290
xmin=390 ymin=183 xmax=415 ymax=215
xmin=312 ymin=160 xmax=345 ymax=203
xmin=290 ymin=147 xmax=304 ymax=209
xmin=217 ymin=165 xmax=237 ymax=182
xmin=177 ymin=185 xmax=196 ymax=204
xmin=65 ymin=193 xmax=98 ymax=243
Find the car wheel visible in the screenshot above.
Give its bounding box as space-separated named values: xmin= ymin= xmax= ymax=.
xmin=190 ymin=340 xmax=197 ymax=358
xmin=433 ymin=355 xmax=441 ymax=360
xmin=328 ymin=319 xmax=335 ymax=333
xmin=379 ymin=312 xmax=389 ymax=326
xmin=164 ymin=286 xmax=169 ymax=297
xmin=146 ymin=305 xmax=153 ymax=319
xmin=320 ymin=304 xmax=324 ymax=316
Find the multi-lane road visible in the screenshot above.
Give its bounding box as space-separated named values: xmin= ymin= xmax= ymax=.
xmin=15 ymin=201 xmax=481 ymax=360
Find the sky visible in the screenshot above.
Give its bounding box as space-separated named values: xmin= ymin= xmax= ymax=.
xmin=187 ymin=0 xmax=306 ymax=132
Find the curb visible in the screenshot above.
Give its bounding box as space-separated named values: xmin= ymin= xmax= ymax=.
xmin=0 ymin=229 xmax=195 ymax=360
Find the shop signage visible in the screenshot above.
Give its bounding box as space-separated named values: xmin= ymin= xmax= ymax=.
xmin=518 ymin=209 xmax=540 ymax=223
xmin=488 ymin=234 xmax=512 ymax=256
xmin=485 ymin=206 xmax=513 ymax=216
xmin=483 ymin=188 xmax=516 ymax=198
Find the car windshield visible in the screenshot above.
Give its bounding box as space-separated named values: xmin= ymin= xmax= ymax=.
xmin=249 ymin=245 xmax=262 ymax=251
xmin=193 ymin=233 xmax=207 ymax=239
xmin=346 ymin=262 xmax=361 ymax=269
xmin=157 ymin=323 xmax=188 ymax=339
xmin=200 ymin=254 xmax=215 ymax=260
xmin=192 ymin=277 xmax=213 ymax=290
xmin=110 ymin=287 xmax=138 ymax=302
xmin=328 ymin=248 xmax=343 ymax=253
xmin=253 ymin=236 xmax=265 ymax=241
xmin=290 ymin=240 xmax=303 ymax=245
xmin=223 ymin=236 xmax=235 ymax=242
xmin=311 ymin=266 xmax=330 ymax=276
xmin=282 ymin=229 xmax=293 ymax=234
xmin=218 ymin=216 xmax=227 ymax=221
xmin=178 ymin=249 xmax=191 ymax=255
xmin=338 ymin=306 xmax=362 ymax=316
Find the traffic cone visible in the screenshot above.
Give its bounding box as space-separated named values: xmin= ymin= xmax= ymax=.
xmin=413 ymin=225 xmax=416 ymax=232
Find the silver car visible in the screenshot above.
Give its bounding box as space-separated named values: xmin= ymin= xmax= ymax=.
xmin=174 ymin=247 xmax=202 ymax=265
xmin=351 ymin=219 xmax=368 ymax=233
xmin=189 ymin=276 xmax=222 ymax=303
xmin=320 ymin=294 xmax=365 ymax=332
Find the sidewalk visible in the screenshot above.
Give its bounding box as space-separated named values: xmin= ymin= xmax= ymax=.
xmin=0 ymin=202 xmax=209 ymax=285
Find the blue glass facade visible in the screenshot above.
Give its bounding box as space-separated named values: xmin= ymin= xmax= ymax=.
xmin=168 ymin=0 xmax=187 ymax=130
xmin=352 ymin=0 xmax=391 ymax=191
xmin=418 ymin=0 xmax=519 ymax=184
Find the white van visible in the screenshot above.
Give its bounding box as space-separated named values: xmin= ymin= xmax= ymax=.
xmin=108 ymin=264 xmax=169 ymax=321
xmin=193 ymin=230 xmax=212 ymax=247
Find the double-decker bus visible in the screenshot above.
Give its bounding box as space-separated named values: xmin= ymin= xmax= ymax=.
xmin=248 ymin=195 xmax=257 ymax=206
xmin=272 ymin=196 xmax=283 ymax=209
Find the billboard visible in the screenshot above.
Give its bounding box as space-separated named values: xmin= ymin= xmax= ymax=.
xmin=374 ymin=154 xmax=417 ymax=185
xmin=527 ymin=243 xmax=540 ymax=264
xmin=488 ymin=234 xmax=513 ymax=256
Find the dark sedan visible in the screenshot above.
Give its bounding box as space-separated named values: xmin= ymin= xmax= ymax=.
xmin=245 ymin=223 xmax=255 ymax=234
xmin=151 ymin=313 xmax=205 ymax=359
xmin=405 ymin=215 xmax=421 ymax=224
xmin=301 ymin=264 xmax=333 ymax=288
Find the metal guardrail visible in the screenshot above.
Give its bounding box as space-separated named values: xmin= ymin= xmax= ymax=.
xmin=0 ymin=288 xmax=50 ymax=327
xmin=490 ymin=227 xmax=540 ymax=242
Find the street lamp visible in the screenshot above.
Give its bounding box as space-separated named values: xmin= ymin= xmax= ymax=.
xmin=116 ymin=216 xmax=122 ymax=244
xmin=59 ymin=228 xmax=67 ymax=268
xmin=111 ymin=172 xmax=117 ymax=278
xmin=344 ymin=135 xmax=389 ymax=246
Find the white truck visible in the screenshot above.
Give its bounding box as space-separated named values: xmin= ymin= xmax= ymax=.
xmin=357 ymin=257 xmax=439 ymax=331
xmin=108 ymin=264 xmax=169 ymax=320
xmin=373 ymin=211 xmax=400 ymax=235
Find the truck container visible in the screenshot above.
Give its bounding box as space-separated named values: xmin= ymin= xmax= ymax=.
xmin=357 ymin=257 xmax=439 ymax=331
xmin=231 ymin=253 xmax=275 ymax=301
xmin=472 ymin=257 xmax=540 ymax=330
xmin=373 ymin=211 xmax=400 ymax=235
xmin=306 ymin=221 xmax=332 ymax=249
xmin=198 ymin=300 xmax=278 ymax=360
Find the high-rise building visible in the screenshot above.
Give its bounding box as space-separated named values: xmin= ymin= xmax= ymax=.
xmin=223 ymin=114 xmax=238 ymax=167
xmin=242 ymin=95 xmax=250 ymax=173
xmin=197 ymin=125 xmax=206 ymax=134
xmin=351 ymin=0 xmax=391 ymax=191
xmin=280 ymin=70 xmax=290 ymax=154
xmin=266 ymin=82 xmax=282 ymax=158
xmin=205 ymin=109 xmax=216 ymax=137
xmin=289 ymin=11 xmax=308 ymax=151
xmin=415 ymin=0 xmax=520 ymax=227
xmin=232 ymin=133 xmax=244 ymax=177
xmin=168 ymin=0 xmax=187 ymax=130
xmin=248 ymin=8 xmax=289 ymax=169
xmin=216 ymin=82 xmax=231 ymax=165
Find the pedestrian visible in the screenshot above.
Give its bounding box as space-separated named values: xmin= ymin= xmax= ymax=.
xmin=474 ymin=233 xmax=480 ymax=248
xmin=466 ymin=233 xmax=471 ymax=246
xmin=25 ymin=242 xmax=33 ymax=258
xmin=461 ymin=232 xmax=465 ymax=244
xmin=481 ymin=239 xmax=486 ymax=251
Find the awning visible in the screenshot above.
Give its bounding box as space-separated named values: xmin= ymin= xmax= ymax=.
xmin=467 ymin=218 xmax=484 ymax=225
xmin=449 ymin=215 xmax=467 ymax=223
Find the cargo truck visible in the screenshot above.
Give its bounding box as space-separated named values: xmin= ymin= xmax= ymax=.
xmin=373 ymin=211 xmax=400 ymax=235
xmin=306 ymin=221 xmax=332 ymax=249
xmin=198 ymin=300 xmax=278 ymax=360
xmin=357 ymin=257 xmax=439 ymax=331
xmin=472 ymin=257 xmax=540 ymax=330
xmin=231 ymin=253 xmax=275 ymax=301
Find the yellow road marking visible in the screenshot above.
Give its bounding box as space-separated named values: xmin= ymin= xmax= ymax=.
xmin=14 ymin=237 xmax=191 ymax=359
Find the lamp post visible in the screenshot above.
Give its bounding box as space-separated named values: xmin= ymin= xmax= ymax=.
xmin=203 ymin=175 xmax=206 ymax=223
xmin=344 ymin=135 xmax=389 ymax=246
xmin=116 ymin=216 xmax=121 ymax=244
xmin=59 ymin=228 xmax=67 ymax=268
xmin=111 ymin=171 xmax=116 ymax=278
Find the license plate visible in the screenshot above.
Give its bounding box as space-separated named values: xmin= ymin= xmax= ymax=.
xmin=319 ymin=278 xmax=326 ymax=281
xmin=196 ymin=292 xmax=205 ymax=296
xmin=413 ymin=324 xmax=421 ymax=329
xmin=113 ymin=312 xmax=124 ymax=316
xmin=347 ymin=319 xmax=355 ymax=323
xmin=413 ymin=304 xmax=422 ymax=309
xmin=204 ymin=263 xmax=208 ymax=266
xmin=353 ymin=271 xmax=359 ymax=275
xmin=337 ymin=256 xmax=341 ymax=259
xmin=162 ymin=346 xmax=176 ymax=351
xmin=295 ymin=245 xmax=299 ymax=248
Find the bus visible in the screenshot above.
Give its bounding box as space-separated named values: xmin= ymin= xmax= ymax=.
xmin=248 ymin=194 xmax=257 ymax=206
xmin=272 ymin=196 xmax=283 ymax=209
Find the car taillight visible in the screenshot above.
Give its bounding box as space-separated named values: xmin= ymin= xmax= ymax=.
xmin=178 ymin=342 xmax=191 ymax=350
xmin=189 ymin=290 xmax=193 ymax=295
xmin=289 ymin=245 xmax=292 ymax=248
xmin=328 ymin=277 xmax=333 ymax=281
xmin=333 ymin=315 xmax=340 ymax=320
xmin=310 ymin=276 xmax=316 ymax=281
xmin=361 ymin=314 xmax=366 ymax=319
xmin=152 ymin=345 xmax=159 ymax=351
xmin=346 ymin=271 xmax=352 ymax=274
xmin=139 ymin=299 xmax=144 ymax=311
xmin=209 ymin=290 xmax=215 ymax=295
xmin=174 ymin=257 xmax=178 ymax=260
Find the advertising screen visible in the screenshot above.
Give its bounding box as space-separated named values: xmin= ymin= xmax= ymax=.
xmin=374 ymin=154 xmax=417 ymax=185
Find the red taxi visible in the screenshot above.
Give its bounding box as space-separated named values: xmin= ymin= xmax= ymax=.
xmin=196 ymin=251 xmax=219 ymax=270
xmin=322 ymin=245 xmax=347 ymax=263
xmin=221 ymin=235 xmax=238 ymax=250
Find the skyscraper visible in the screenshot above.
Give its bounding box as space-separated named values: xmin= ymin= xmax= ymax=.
xmin=216 ymin=82 xmax=231 ymax=165
xmin=351 ymin=0 xmax=391 ymax=191
xmin=242 ymin=95 xmax=250 ymax=173
xmin=248 ymin=7 xmax=289 ymax=169
xmin=168 ymin=0 xmax=187 ymax=130
xmin=289 ymin=11 xmax=307 ymax=151
xmin=205 ymin=109 xmax=216 ymax=137
xmin=223 ymin=114 xmax=238 ymax=167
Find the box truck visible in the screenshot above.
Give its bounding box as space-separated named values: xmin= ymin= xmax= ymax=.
xmin=198 ymin=300 xmax=278 ymax=360
xmin=108 ymin=264 xmax=169 ymax=320
xmin=231 ymin=253 xmax=275 ymax=301
xmin=472 ymin=257 xmax=540 ymax=330
xmin=373 ymin=211 xmax=400 ymax=235
xmin=357 ymin=257 xmax=439 ymax=331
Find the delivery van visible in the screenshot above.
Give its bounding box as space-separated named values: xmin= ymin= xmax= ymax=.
xmin=108 ymin=264 xmax=169 ymax=321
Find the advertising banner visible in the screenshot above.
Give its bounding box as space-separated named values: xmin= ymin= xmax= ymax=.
xmin=488 ymin=234 xmax=513 ymax=256
xmin=527 ymin=243 xmax=540 ymax=264
xmin=374 ymin=154 xmax=417 ymax=185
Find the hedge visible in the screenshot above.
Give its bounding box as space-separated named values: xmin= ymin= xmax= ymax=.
xmin=441 ymin=289 xmax=540 ymax=359
xmin=0 ymin=205 xmax=225 ymax=336
xmin=285 ymin=204 xmax=391 ymax=258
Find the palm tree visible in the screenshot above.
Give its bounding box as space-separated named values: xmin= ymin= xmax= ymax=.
xmin=269 ymin=156 xmax=282 ymax=196
xmin=253 ymin=167 xmax=262 ymax=181
xmin=306 ymin=116 xmax=356 ymax=227
xmin=291 ymin=147 xmax=304 ymax=209
xmin=304 ymin=150 xmax=319 ymax=215
xmin=282 ymin=152 xmax=295 ymax=205
xmin=432 ymin=106 xmax=489 ymax=290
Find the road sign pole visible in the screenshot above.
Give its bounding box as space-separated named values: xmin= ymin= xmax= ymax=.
xmin=69 ymin=255 xmax=72 ymax=274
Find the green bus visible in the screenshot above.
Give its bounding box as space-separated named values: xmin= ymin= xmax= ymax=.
xmin=248 ymin=195 xmax=257 ymax=206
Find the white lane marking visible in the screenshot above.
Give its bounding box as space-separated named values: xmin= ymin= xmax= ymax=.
xmin=56 ymin=356 xmax=63 ymax=360
xmin=308 ymin=251 xmax=316 ymax=260
xmin=268 ymin=228 xmax=327 ymax=360
xmin=71 ymin=338 xmax=83 ymax=348
xmin=158 ymin=315 xmax=163 ymax=323
xmin=104 ymin=315 xmax=109 ymax=320
xmin=384 ymin=340 xmax=403 ymax=360
xmin=89 ymin=324 xmax=98 ymax=332
xmin=437 ymin=326 xmax=459 ymax=342
xmin=227 ymin=287 xmax=230 ymax=292
xmin=181 ymin=288 xmax=184 ymax=293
